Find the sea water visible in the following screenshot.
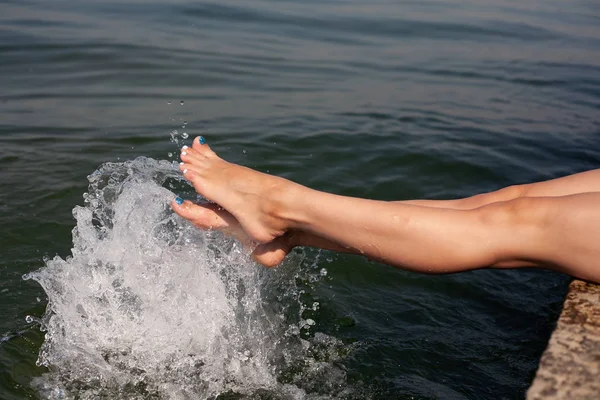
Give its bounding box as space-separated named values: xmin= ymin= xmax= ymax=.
xmin=24 ymin=158 xmax=354 ymax=400
xmin=2 ymin=0 xmax=595 ymax=396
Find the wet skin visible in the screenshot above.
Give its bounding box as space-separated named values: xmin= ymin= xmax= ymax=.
xmin=172 ymin=137 xmax=600 ymax=283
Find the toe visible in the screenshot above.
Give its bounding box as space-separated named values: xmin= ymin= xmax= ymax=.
xmin=171 ymin=199 xmax=229 ymax=229
xmin=179 ymin=163 xmax=206 ymax=185
xmin=180 ymin=146 xmax=206 ymax=164
xmin=178 ymin=165 xmax=210 ymax=198
xmin=192 ymin=136 xmax=216 ymax=157
xmin=179 ymin=159 xmax=205 ymax=175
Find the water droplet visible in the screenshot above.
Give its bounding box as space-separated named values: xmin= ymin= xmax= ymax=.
xmin=168 ymin=152 xmax=173 ymax=158
xmin=242 ymin=150 xmax=246 ymax=154
xmin=183 ymin=121 xmax=187 ymax=125
xmin=167 ymin=101 xmax=171 ymax=105
xmin=181 ymin=132 xmax=189 ymax=139
xmin=25 ymin=315 xmax=33 ymax=323
xmin=320 ymin=268 xmax=328 ymax=276
xmin=36 ymin=297 xmax=41 ymax=302
xmin=27 ymin=157 xmax=352 ymax=395
xmin=180 ymin=100 xmax=184 ymax=105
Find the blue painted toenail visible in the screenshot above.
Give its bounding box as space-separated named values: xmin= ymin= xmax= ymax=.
xmin=175 ymin=197 xmax=184 ymax=205
xmin=199 ymin=136 xmax=206 ymax=145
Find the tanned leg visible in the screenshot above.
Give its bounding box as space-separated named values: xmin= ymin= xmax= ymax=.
xmin=404 ymin=169 xmax=600 ymax=209
xmin=172 ymin=168 xmax=599 ymax=267
xmin=523 ymin=192 xmax=600 ymax=282
xmin=175 ymin=137 xmax=600 ymax=282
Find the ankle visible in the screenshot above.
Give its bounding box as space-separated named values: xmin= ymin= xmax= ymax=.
xmin=263 ymin=178 xmax=309 ymax=230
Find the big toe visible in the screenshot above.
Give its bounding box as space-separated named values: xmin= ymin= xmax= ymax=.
xmin=192 ymin=135 xmax=216 ymax=156
xmin=171 ymin=199 xmax=229 ymax=229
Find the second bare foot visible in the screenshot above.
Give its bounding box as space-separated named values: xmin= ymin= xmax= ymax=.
xmin=171 ymin=199 xmax=292 ymax=267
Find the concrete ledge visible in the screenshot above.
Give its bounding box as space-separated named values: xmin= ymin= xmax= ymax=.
xmin=527 ymin=280 xmax=600 ymax=400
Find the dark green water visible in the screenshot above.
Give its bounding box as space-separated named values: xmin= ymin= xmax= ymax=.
xmin=1 ymin=0 xmax=599 ymax=398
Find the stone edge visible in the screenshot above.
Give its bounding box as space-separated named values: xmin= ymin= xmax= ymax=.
xmin=527 ymin=279 xmax=600 ymax=399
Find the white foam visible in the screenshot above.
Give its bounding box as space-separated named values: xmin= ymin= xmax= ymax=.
xmin=25 ymin=157 xmax=354 ymax=399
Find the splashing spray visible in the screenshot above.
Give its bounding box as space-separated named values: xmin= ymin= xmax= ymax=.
xmin=24 ymin=157 xmax=355 ymax=399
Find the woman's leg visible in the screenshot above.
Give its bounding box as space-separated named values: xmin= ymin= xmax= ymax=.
xmin=173 ymin=164 xmax=600 ymax=267
xmin=403 ymin=169 xmax=600 ymax=209
xmin=175 ymin=137 xmax=600 ymax=282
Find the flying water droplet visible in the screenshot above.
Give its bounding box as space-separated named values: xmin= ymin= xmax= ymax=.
xmin=169 ymin=130 xmax=181 ymax=146
xmin=181 ymin=132 xmax=189 ymax=139
xmin=180 ymin=100 xmax=184 ymax=105
xmin=22 ymin=158 xmax=354 ymax=398
xmin=168 ymin=152 xmax=173 ymax=158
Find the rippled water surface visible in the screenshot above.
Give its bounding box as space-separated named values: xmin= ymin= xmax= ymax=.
xmin=1 ymin=0 xmax=599 ymax=398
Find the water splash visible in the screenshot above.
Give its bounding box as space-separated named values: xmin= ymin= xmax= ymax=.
xmin=169 ymin=129 xmax=183 ymax=147
xmin=24 ymin=157 xmax=357 ymax=399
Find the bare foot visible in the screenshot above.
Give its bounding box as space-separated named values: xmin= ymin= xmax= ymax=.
xmin=178 ymin=137 xmax=300 ymax=243
xmin=171 ymin=198 xmax=292 ymax=267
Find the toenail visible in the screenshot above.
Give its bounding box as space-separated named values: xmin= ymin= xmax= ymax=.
xmin=175 ymin=197 xmax=184 ymax=205
xmin=183 ymin=168 xmax=188 ymax=174
xmin=181 ymin=151 xmax=187 ymax=156
xmin=182 ymin=145 xmax=188 ymax=150
xmin=199 ymin=136 xmax=206 ymax=145
xmin=180 ymin=162 xmax=184 ymax=165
